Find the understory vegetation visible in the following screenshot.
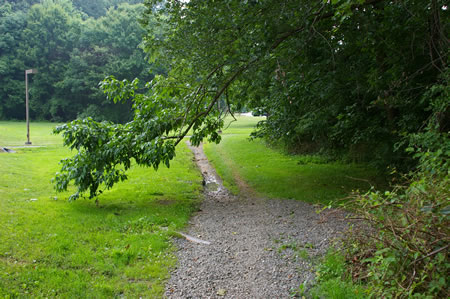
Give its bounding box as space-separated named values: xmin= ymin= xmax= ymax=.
xmin=311 ymin=74 xmax=449 ymax=298
xmin=312 ymin=159 xmax=448 ymax=298
xmin=0 ymin=122 xmax=202 ymax=297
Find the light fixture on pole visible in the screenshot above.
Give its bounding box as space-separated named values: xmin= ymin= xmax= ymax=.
xmin=25 ymin=68 xmax=37 ymax=145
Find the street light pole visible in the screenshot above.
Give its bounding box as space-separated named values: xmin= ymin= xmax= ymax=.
xmin=25 ymin=69 xmax=37 ymax=145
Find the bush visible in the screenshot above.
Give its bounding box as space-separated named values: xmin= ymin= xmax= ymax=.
xmin=313 ymin=145 xmax=448 ymax=298
xmin=337 ymin=125 xmax=449 ymax=298
xmin=311 ymin=71 xmax=449 ymax=298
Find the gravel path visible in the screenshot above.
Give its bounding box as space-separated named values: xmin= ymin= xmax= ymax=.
xmin=165 ymin=143 xmax=349 ymax=298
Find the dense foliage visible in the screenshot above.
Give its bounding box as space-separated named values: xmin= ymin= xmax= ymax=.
xmin=307 ymin=68 xmax=448 ymax=298
xmin=52 ymin=0 xmax=448 ymax=199
xmin=342 ymin=74 xmax=449 ymax=297
xmin=313 ymin=117 xmax=448 ymax=298
xmin=141 ymin=0 xmax=448 ymax=165
xmin=0 ymin=0 xmax=151 ymax=122
xmin=247 ymin=0 xmax=448 ymax=163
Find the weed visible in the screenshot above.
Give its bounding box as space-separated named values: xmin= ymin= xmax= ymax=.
xmin=297 ymin=249 xmax=309 ymax=260
xmin=309 ymin=250 xmax=366 ymax=299
xmin=277 ymin=239 xmax=312 ymax=261
xmin=289 ymin=282 xmax=306 ymax=298
xmin=278 ymin=241 xmax=298 ymax=253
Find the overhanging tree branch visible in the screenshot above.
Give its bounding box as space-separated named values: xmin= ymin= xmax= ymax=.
xmin=174 ymin=58 xmax=258 ymax=146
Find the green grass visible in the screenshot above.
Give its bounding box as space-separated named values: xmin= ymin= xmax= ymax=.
xmin=0 ymin=121 xmax=63 ymax=146
xmin=205 ymin=115 xmax=382 ymax=297
xmin=204 ymin=115 xmax=385 ymax=203
xmin=0 ymin=122 xmax=202 ymax=297
xmin=309 ymin=251 xmax=366 ymax=299
xmin=0 ymin=118 xmax=386 ymax=296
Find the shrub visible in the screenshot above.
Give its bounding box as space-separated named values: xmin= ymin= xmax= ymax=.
xmin=312 ymin=70 xmax=450 ymax=298
xmin=338 ymin=122 xmax=449 ymax=298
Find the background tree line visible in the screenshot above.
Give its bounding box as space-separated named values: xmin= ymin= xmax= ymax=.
xmin=0 ymin=0 xmax=155 ymax=123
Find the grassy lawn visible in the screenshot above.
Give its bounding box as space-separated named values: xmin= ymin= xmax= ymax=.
xmin=0 ymin=122 xmax=202 ymax=297
xmin=204 ymin=115 xmax=385 ymax=203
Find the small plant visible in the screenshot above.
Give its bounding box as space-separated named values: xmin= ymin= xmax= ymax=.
xmin=310 ymin=277 xmax=366 ymax=299
xmin=278 ymin=241 xmax=298 ymax=253
xmin=310 ymin=250 xmax=366 ymax=299
xmin=315 ymin=250 xmax=345 ymax=283
xmin=289 ymin=282 xmax=306 ymax=298
xmin=278 ymin=240 xmax=313 ymax=262
xmin=297 ymin=249 xmax=309 ymax=260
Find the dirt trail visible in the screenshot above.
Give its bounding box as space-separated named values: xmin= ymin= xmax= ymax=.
xmin=165 ymin=143 xmax=349 ymax=298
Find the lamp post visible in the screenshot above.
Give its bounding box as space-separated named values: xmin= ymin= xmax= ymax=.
xmin=25 ymin=69 xmax=37 ymax=145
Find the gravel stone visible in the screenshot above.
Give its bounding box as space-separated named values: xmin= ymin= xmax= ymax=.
xmin=165 ymin=143 xmax=350 ymax=298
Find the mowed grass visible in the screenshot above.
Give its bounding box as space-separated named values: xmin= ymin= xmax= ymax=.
xmin=0 ymin=121 xmax=63 ymax=146
xmin=0 ymin=122 xmax=202 ymax=297
xmin=204 ymin=115 xmax=385 ymax=203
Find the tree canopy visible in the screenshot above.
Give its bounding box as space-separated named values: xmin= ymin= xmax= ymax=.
xmin=142 ymin=0 xmax=448 ymax=160
xmin=53 ymin=0 xmax=448 ymax=200
xmin=0 ymin=0 xmax=149 ymax=122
